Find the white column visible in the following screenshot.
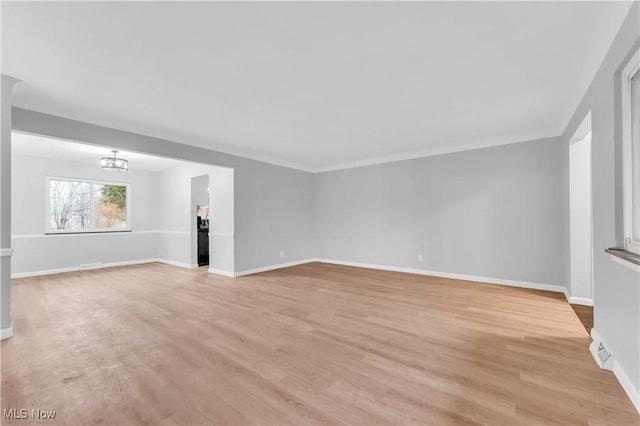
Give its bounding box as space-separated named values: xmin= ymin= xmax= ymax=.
xmin=1 ymin=75 xmax=21 ymax=339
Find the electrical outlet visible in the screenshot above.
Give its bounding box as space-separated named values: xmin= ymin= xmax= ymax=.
xmin=280 ymin=250 xmax=285 ymax=258
xmin=418 ymin=254 xmax=424 ymax=262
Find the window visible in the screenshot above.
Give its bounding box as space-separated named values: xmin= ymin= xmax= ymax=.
xmin=621 ymin=49 xmax=640 ymax=255
xmin=46 ymin=178 xmax=130 ymax=233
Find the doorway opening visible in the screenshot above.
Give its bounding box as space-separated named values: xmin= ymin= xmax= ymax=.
xmin=192 ymin=175 xmax=210 ymax=267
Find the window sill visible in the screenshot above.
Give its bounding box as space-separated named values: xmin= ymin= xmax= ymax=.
xmin=44 ymin=230 xmax=132 ymax=236
xmin=606 ymin=248 xmax=640 ymax=271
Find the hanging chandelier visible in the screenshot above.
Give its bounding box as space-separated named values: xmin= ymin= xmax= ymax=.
xmin=100 ymin=150 xmax=128 ymax=172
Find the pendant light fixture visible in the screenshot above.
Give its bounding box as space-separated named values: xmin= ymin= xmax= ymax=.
xmin=100 ymin=150 xmax=128 ymax=172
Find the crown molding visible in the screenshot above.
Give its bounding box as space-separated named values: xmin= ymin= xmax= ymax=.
xmin=11 ymin=107 xmax=559 ymax=175
xmin=311 ymin=132 xmax=559 ymax=173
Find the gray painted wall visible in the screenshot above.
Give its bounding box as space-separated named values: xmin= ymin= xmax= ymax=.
xmin=1 ymin=76 xmax=19 ymax=332
xmin=10 ymin=152 xmax=236 ymax=274
xmin=315 ymin=137 xmax=564 ymax=286
xmin=11 ymin=108 xmax=316 ymax=274
xmin=234 ymin=160 xmax=314 ymax=271
xmin=10 ymin=153 xmax=162 ymax=274
xmin=12 ymin=153 xmax=161 ymax=235
xmin=561 ymin=2 xmax=640 ymax=399
xmin=4 ymin=5 xmax=638 ymax=402
xmin=156 ymin=162 xmax=235 ymax=272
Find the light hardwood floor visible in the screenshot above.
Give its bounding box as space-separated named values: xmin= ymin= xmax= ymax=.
xmin=1 ymin=262 xmax=638 ymax=425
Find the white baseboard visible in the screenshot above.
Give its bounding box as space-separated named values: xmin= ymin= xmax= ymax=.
xmin=208 ymin=268 xmax=235 ymax=277
xmin=562 ymin=289 xmax=594 ymax=306
xmin=12 ymin=265 xmax=79 ymax=278
xmin=11 ymin=256 xmax=566 ymax=297
xmin=156 ymin=259 xmax=198 ymax=269
xmin=568 ymin=296 xmax=593 ymax=306
xmin=234 ymin=258 xmax=317 ymax=277
xmin=11 ymin=258 xmax=196 ymax=278
xmin=315 ymin=258 xmax=566 ymax=293
xmin=613 ymin=357 xmax=640 ymax=413
xmin=215 ymin=257 xmax=565 ymax=291
xmin=590 ymin=328 xmax=639 ymax=414
xmin=1 ymin=327 xmax=13 ymax=340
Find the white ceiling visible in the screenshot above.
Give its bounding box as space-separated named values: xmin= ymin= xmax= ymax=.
xmin=11 ymin=132 xmax=188 ymax=172
xmin=1 ymin=1 xmax=634 ymax=172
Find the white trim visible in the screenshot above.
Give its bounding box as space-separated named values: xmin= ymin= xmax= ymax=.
xmin=621 ymin=48 xmax=640 ymax=255
xmin=210 ymin=232 xmax=234 ymax=238
xmin=11 ymin=258 xmax=197 ymax=278
xmin=624 ymin=54 xmax=640 ymax=83
xmin=158 ymin=259 xmax=198 ymax=269
xmin=563 ymin=288 xmax=593 ymax=306
xmin=208 ymin=258 xmax=317 ymax=278
xmin=0 ymin=248 xmax=13 ymax=257
xmin=610 ymin=254 xmax=640 ymax=272
xmin=13 ymin=232 xmax=135 ymax=239
xmin=1 ymin=327 xmax=13 ymax=340
xmin=43 ymin=256 xmax=568 ymax=297
xmin=153 ymin=230 xmax=191 ymax=236
xmin=563 ymin=288 xmax=594 ymax=306
xmin=625 ymin=239 xmax=640 ymax=256
xmin=45 ymin=176 xmax=132 ymax=234
xmin=234 ymin=258 xmax=317 ymax=277
xmin=613 ymin=357 xmax=640 ymax=414
xmin=11 ymin=230 xmax=190 ymax=239
xmin=568 ymin=123 xmax=594 ymax=305
xmin=13 ymin=266 xmax=82 ymax=278
xmin=315 ymin=258 xmax=566 ymax=293
xmin=208 ymin=268 xmax=236 ymax=277
xmin=7 ymin=119 xmax=559 ymax=174
xmin=11 ymin=255 xmax=569 ymax=295
xmin=312 ymin=132 xmax=556 ymax=173
xmin=568 ymin=296 xmax=593 ymax=306
xmin=590 ymin=329 xmax=640 ymax=414
xmin=11 ymin=258 xmax=157 ymax=278
xmin=570 ymin=111 xmax=592 ymax=143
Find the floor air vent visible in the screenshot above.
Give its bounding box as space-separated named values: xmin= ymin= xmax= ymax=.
xmin=590 ymin=333 xmax=615 ymax=371
xmin=596 ymin=343 xmax=611 ymax=365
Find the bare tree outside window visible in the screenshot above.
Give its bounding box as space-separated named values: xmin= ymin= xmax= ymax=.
xmin=49 ymin=180 xmax=91 ymax=230
xmin=48 ymin=179 xmax=129 ymax=232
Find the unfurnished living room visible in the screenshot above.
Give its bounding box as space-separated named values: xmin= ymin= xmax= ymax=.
xmin=1 ymin=1 xmax=639 ymax=425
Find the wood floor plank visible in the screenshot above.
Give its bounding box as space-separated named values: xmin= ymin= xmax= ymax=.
xmin=1 ymin=262 xmax=638 ymax=425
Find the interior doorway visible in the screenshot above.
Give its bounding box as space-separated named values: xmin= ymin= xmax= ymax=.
xmin=569 ymin=112 xmax=593 ymax=306
xmin=191 ymin=174 xmax=210 ymax=267
xmin=196 ymin=204 xmax=209 ymax=266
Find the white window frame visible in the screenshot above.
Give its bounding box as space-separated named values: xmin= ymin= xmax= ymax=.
xmin=621 ymin=49 xmax=640 ymax=255
xmin=45 ymin=176 xmax=132 ymax=234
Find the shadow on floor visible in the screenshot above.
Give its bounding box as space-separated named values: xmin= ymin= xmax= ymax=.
xmin=571 ymin=304 xmax=593 ymax=332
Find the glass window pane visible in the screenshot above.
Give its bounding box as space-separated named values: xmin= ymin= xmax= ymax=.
xmin=49 ymin=180 xmax=91 ymax=230
xmin=94 ymin=184 xmax=128 ymax=229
